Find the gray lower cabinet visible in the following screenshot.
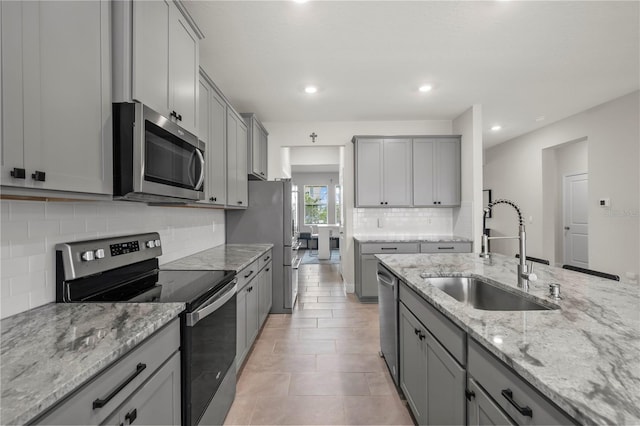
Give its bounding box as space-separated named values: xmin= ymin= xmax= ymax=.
xmin=467 ymin=378 xmax=515 ymax=426
xmin=399 ymin=303 xmax=465 ymax=425
xmin=354 ymin=241 xmax=420 ymax=302
xmin=103 ymin=352 xmax=181 ymax=426
xmin=33 ymin=320 xmax=180 ymax=425
xmin=236 ymin=255 xmax=272 ymax=371
xmin=468 ymin=339 xmax=576 ymax=426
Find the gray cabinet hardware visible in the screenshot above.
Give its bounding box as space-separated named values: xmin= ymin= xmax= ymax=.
xmin=92 ymin=363 xmax=147 ymax=409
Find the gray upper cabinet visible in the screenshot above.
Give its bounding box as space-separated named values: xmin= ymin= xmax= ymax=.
xmin=1 ymin=1 xmax=112 ymax=196
xmin=413 ymin=137 xmax=461 ymax=207
xmin=354 ymin=137 xmax=412 ymax=207
xmin=198 ymin=69 xmax=227 ymax=206
xmin=227 ymin=109 xmax=248 ymax=208
xmin=113 ymin=0 xmax=202 ymax=136
xmin=241 ymin=113 xmax=269 ymax=181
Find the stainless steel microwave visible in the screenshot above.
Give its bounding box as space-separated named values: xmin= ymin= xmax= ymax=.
xmin=113 ymin=103 xmax=205 ymax=203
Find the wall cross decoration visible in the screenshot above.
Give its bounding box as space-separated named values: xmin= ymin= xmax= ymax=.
xmin=309 ymin=132 xmax=318 ymax=143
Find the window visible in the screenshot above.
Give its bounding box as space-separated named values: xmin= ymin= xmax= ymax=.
xmin=304 ymin=185 xmax=328 ymax=225
xmin=335 ymin=185 xmax=342 ymax=225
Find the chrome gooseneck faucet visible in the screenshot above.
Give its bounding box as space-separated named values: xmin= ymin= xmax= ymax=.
xmin=480 ymin=199 xmax=537 ymax=290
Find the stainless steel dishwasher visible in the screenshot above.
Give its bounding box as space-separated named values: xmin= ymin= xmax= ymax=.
xmin=377 ymin=262 xmax=399 ymax=386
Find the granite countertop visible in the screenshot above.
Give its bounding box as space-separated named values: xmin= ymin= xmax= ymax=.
xmin=376 ymin=253 xmax=640 ymax=425
xmin=354 ymin=234 xmax=471 ymax=243
xmin=0 ymin=302 xmax=184 ymax=425
xmin=161 ymin=243 xmax=274 ymax=272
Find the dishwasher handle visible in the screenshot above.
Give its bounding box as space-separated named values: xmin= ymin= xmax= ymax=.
xmin=377 ymin=272 xmax=396 ymax=288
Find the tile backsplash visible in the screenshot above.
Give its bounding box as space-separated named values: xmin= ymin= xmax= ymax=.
xmin=0 ymin=200 xmax=225 ymax=319
xmin=353 ymin=207 xmax=453 ymax=235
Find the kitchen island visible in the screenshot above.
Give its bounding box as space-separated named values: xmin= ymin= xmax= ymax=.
xmin=376 ymin=252 xmax=640 ymax=424
xmin=0 ymin=302 xmax=184 ymax=425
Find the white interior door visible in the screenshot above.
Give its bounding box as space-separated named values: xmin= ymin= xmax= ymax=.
xmin=563 ymin=173 xmax=589 ymax=267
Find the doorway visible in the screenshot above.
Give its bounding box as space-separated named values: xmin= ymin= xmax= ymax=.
xmin=563 ymin=173 xmax=589 ymax=268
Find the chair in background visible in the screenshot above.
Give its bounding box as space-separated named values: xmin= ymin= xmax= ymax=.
xmin=515 ymin=254 xmax=550 ymax=265
xmin=562 ymin=264 xmax=620 ymax=281
xmin=298 ymin=232 xmax=312 ymax=249
xmin=309 ymin=225 xmax=319 ymax=256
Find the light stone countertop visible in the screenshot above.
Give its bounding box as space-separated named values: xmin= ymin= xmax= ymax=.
xmin=161 ymin=243 xmax=274 ymax=272
xmin=354 ymin=234 xmax=471 ymax=243
xmin=376 ymin=252 xmax=640 ymax=425
xmin=0 ymin=302 xmax=184 ymax=425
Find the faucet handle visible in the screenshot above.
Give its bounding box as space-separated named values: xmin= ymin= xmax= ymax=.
xmin=528 ymin=273 xmax=538 ymax=282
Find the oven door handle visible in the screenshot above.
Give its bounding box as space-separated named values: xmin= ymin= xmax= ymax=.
xmin=185 ymin=280 xmax=237 ymax=327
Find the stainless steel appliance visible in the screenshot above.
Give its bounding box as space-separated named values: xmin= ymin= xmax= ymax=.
xmin=377 ymin=262 xmax=399 ymax=386
xmin=226 ymin=179 xmax=298 ymax=313
xmin=113 ymin=103 xmax=205 ymax=203
xmin=55 ymin=233 xmax=236 ymax=426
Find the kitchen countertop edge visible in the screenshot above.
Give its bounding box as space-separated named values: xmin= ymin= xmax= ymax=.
xmin=161 ymin=243 xmax=274 ymax=272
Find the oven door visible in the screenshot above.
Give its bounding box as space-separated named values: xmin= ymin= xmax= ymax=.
xmin=182 ymin=281 xmax=237 ymax=426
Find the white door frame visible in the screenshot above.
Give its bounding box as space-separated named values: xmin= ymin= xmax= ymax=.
xmin=563 ymin=172 xmax=589 ymax=267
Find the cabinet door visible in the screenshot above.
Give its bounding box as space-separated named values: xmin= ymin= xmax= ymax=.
xmin=425 ymin=329 xmax=466 ymax=425
xmin=246 ymin=279 xmax=260 ymax=345
xmin=382 ymin=139 xmax=412 ymax=206
xmin=236 ymin=121 xmax=249 ymax=207
xmin=399 ymin=303 xmax=427 ymax=425
xmin=112 ymin=351 xmax=181 ymax=426
xmin=251 ymin=120 xmax=262 ymax=177
xmin=198 ymin=78 xmax=209 ymax=144
xmin=413 ymin=138 xmax=436 ymax=206
xmin=1 ymin=1 xmax=26 ymax=187
xmin=260 ymin=128 xmax=268 ymax=179
xmin=356 ymin=139 xmax=383 ymax=206
xmin=132 ymin=0 xmax=171 ymax=117
xmin=467 ymin=378 xmax=515 ymax=426
xmin=18 ymin=1 xmax=111 ymax=195
xmin=169 ymin=7 xmax=199 ymax=135
xmin=227 ymin=110 xmax=239 ymax=207
xmin=236 ymin=286 xmax=247 ymax=371
xmin=360 ymin=255 xmax=380 ymax=299
xmin=435 ymin=138 xmax=461 ymax=206
xmin=208 ymin=89 xmax=227 ymax=205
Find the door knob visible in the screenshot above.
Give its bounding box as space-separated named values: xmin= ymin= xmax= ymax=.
xmin=564 ymin=226 xmax=570 ymax=230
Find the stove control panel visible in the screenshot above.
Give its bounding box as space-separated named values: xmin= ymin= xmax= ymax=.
xmin=56 ymin=232 xmax=162 ymax=280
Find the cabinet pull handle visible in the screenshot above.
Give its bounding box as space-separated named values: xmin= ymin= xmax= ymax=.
xmin=92 ymin=363 xmax=146 ymax=409
xmin=501 ymin=388 xmax=533 ymax=417
xmin=10 ymin=168 xmax=26 ymax=179
xmin=438 ymin=247 xmax=455 ymax=250
xmin=238 ymin=201 xmax=243 ymax=204
xmin=31 ymin=170 xmax=46 ymax=181
xmin=244 ymin=270 xmax=254 ymax=279
xmin=125 ymin=408 xmax=138 ymax=424
xmin=413 ymin=328 xmax=425 ymax=339
xmin=266 ymin=268 xmax=270 ymax=272
xmin=380 ymin=247 xmax=397 ymax=250
xmin=380 ymin=202 xmax=383 ymax=205
xmin=264 ymin=256 xmax=270 ymax=261
xmin=465 ymin=389 xmax=475 ymax=401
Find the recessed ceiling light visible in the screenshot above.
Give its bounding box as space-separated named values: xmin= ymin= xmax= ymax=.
xmin=294 ymin=0 xmax=308 ymax=3
xmin=304 ymin=86 xmax=318 ymax=94
xmin=418 ymin=85 xmax=432 ymax=93
xmin=535 ymin=116 xmax=545 ymax=122
xmin=491 ymin=125 xmax=502 ymax=131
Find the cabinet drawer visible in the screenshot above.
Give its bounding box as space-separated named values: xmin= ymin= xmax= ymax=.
xmin=399 ymin=282 xmax=465 ymax=366
xmin=361 ymin=243 xmax=419 ymax=254
xmin=237 ymin=259 xmax=259 ymax=291
xmin=34 ymin=319 xmax=180 ymax=425
xmin=468 ymin=339 xmax=576 ymax=425
xmin=258 ymin=249 xmax=272 ymax=271
xmin=420 ymin=242 xmax=471 ymax=253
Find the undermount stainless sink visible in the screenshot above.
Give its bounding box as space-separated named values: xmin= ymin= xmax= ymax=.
xmin=422 ymin=276 xmax=559 ymax=311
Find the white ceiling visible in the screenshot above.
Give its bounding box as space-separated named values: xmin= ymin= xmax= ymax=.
xmin=185 ymin=1 xmax=639 ymax=148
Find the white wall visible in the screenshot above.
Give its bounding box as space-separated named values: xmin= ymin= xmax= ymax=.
xmin=264 ymin=119 xmax=453 ymax=288
xmin=0 ymin=200 xmax=225 ymax=318
xmin=452 ymin=105 xmax=483 ymax=251
xmin=290 ymin=146 xmax=340 ymax=167
xmin=292 ymin=172 xmax=340 ymax=234
xmin=484 ymin=91 xmax=639 ymax=281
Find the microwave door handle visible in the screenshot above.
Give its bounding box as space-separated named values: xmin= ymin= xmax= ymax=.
xmin=195 ymin=149 xmax=205 ymax=190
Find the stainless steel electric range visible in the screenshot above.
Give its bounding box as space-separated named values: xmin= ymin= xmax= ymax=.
xmin=56 ymin=232 xmax=237 ymax=426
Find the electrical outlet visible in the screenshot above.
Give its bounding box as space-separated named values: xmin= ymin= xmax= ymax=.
xmin=377 ymin=218 xmax=384 ymax=228
xmin=599 ymin=198 xmax=610 ymax=207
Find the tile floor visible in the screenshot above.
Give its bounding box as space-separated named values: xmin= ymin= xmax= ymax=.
xmin=224 ymin=263 xmax=414 ymax=425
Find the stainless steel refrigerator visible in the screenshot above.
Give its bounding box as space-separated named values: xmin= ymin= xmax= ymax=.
xmin=226 ymin=180 xmax=298 ymax=313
